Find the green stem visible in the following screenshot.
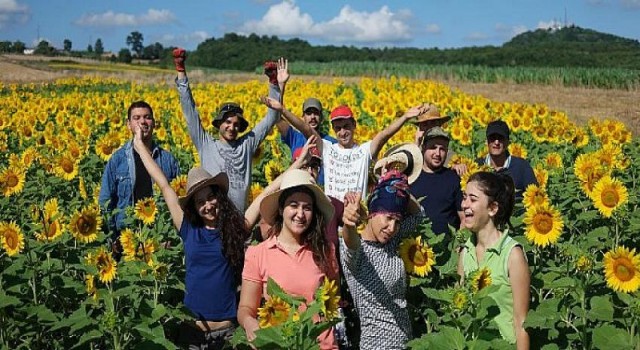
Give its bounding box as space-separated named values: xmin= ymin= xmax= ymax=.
xmin=25 ymin=240 xmax=38 ymax=304
xmin=580 ymin=289 xmax=588 ymax=350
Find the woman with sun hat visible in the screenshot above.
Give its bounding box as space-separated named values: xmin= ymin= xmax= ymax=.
xmin=131 ymin=125 xmax=249 ymax=349
xmin=340 ymin=168 xmax=422 ymax=350
xmin=457 ymin=171 xmax=530 ymax=347
xmin=237 ymin=169 xmax=339 ymax=349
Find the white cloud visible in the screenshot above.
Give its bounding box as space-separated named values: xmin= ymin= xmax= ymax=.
xmin=75 ymin=8 xmax=176 ymax=27
xmin=620 ymin=0 xmax=640 ymax=8
xmin=537 ymin=19 xmax=563 ymax=30
xmin=495 ymin=23 xmax=528 ymax=39
xmin=155 ymin=31 xmax=210 ymax=48
xmin=425 ymin=24 xmax=441 ymax=34
xmin=0 ymin=0 xmax=29 ymax=29
xmin=239 ymin=0 xmax=412 ymax=44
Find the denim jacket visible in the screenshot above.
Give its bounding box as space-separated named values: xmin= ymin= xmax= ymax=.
xmin=98 ymin=140 xmax=180 ymax=237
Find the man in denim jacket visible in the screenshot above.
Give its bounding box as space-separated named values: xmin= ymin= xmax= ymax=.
xmin=98 ymin=101 xmax=180 ymax=247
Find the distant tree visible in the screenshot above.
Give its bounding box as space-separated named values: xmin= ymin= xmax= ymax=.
xmin=142 ymin=42 xmax=163 ymax=60
xmin=12 ymin=41 xmax=25 ymax=53
xmin=34 ymin=40 xmax=55 ymax=56
xmin=63 ymin=39 xmax=72 ymax=52
xmin=0 ymin=41 xmax=11 ymax=53
xmin=126 ymin=31 xmax=144 ymax=57
xmin=118 ymin=48 xmax=132 ymax=63
xmin=87 ymin=44 xmax=93 ymax=53
xmin=94 ymin=38 xmax=104 ymax=55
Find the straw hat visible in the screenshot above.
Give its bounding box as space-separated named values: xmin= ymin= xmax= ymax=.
xmin=178 ymin=167 xmax=229 ymax=210
xmin=411 ymin=103 xmax=451 ymax=124
xmin=373 ymin=143 xmax=423 ymax=184
xmin=259 ymin=169 xmax=334 ymax=226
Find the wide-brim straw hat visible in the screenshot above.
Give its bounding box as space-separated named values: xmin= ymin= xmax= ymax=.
xmin=178 ymin=167 xmax=229 ymax=210
xmin=411 ymin=103 xmax=451 ymax=124
xmin=260 ymin=169 xmax=334 ymax=226
xmin=373 ymin=143 xmax=423 ymax=184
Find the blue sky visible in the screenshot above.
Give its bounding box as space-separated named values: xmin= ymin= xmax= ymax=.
xmin=1 ymin=0 xmax=639 ymax=52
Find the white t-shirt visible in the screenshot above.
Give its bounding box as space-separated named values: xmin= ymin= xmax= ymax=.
xmin=322 ymin=140 xmax=373 ymax=202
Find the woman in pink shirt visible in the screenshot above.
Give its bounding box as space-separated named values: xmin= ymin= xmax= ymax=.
xmin=238 ymin=169 xmax=339 ymax=349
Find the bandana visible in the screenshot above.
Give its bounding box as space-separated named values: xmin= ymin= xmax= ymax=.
xmin=367 ymin=169 xmax=410 ymax=218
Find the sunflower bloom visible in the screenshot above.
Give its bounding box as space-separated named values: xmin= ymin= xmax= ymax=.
xmin=522 ymin=184 xmax=549 ymax=209
xmin=544 ymin=152 xmax=562 ymax=169
xmin=53 ymin=152 xmax=79 ymax=181
xmin=470 ymin=267 xmax=492 ymax=293
xmin=69 ymin=206 xmax=102 ymax=243
xmin=87 ymin=248 xmax=117 ymax=283
xmin=0 ymin=166 xmax=26 ymax=197
xmin=119 ymin=228 xmax=138 ymax=261
xmin=533 ymin=165 xmax=548 ymax=189
xmin=248 ymin=183 xmax=263 ymax=204
xmin=257 ymin=296 xmax=291 ymax=328
xmin=508 ymin=143 xmax=528 ymax=159
xmin=576 ymin=255 xmax=593 ymax=272
xmin=452 ymin=290 xmax=468 ymax=311
xmin=316 ymin=277 xmax=340 ymax=320
xmin=603 ymin=246 xmax=640 ymax=293
xmin=590 ymin=176 xmax=628 ymax=218
xmin=34 ymin=198 xmax=64 ymax=242
xmin=265 ymin=160 xmax=285 ymax=183
xmin=170 ymin=175 xmax=188 ymax=197
xmin=0 ymin=221 xmax=25 ymax=256
xmin=134 ymin=197 xmax=157 ymax=225
xmin=85 ymin=274 xmax=99 ymax=300
xmin=523 ymin=203 xmax=564 ymax=247
xmin=398 ymin=236 xmax=435 ymax=277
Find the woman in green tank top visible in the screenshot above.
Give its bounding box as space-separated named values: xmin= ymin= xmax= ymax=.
xmin=457 ymin=172 xmax=530 ymax=349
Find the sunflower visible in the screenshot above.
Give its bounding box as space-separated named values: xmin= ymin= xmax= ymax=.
xmin=53 ymin=152 xmax=79 ymax=181
xmin=523 ymin=203 xmax=564 ymax=248
xmin=545 ymin=152 xmax=562 ymax=169
xmin=533 ymin=165 xmax=548 ymax=189
xmin=470 ymin=267 xmax=492 ymax=294
xmin=69 ymin=206 xmax=102 ymax=243
xmin=590 ymin=176 xmax=628 ymax=218
xmin=248 ymin=183 xmax=263 ymax=204
xmin=34 ymin=198 xmax=64 ymax=242
xmin=119 ymin=228 xmax=138 ymax=261
xmin=87 ymin=248 xmax=117 ymax=283
xmin=78 ymin=176 xmax=88 ymax=199
xmin=138 ymin=239 xmax=158 ymax=266
xmin=316 ymin=277 xmax=340 ymax=320
xmin=265 ymin=159 xmax=285 ymax=183
xmin=95 ymin=133 xmax=120 ymax=161
xmin=170 ymin=175 xmax=188 ymax=198
xmin=603 ymin=246 xmax=640 ymax=293
xmin=85 ymin=274 xmax=99 ymax=300
xmin=522 ymin=184 xmax=549 ymax=209
xmin=134 ymin=197 xmax=157 ymax=225
xmin=0 ymin=166 xmax=26 ymax=197
xmin=452 ymin=290 xmax=468 ymax=311
xmin=257 ymin=296 xmax=291 ymax=328
xmin=398 ymin=236 xmax=435 ymax=277
xmin=575 ymin=255 xmax=593 ymax=272
xmin=508 ymin=143 xmax=528 ymax=159
xmin=0 ymin=221 xmax=25 ymax=256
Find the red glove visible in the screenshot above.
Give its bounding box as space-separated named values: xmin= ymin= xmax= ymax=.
xmin=264 ymin=60 xmax=278 ymax=85
xmin=173 ymin=48 xmax=186 ymax=72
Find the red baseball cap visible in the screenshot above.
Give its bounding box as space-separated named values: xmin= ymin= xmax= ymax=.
xmin=329 ymin=105 xmax=354 ymax=122
xmin=292 ymin=146 xmax=322 ymax=161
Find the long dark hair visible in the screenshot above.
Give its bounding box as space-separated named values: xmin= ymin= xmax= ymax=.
xmin=467 ymin=171 xmax=515 ymax=230
xmin=268 ymin=186 xmax=335 ymax=278
xmin=185 ymin=185 xmax=249 ymax=281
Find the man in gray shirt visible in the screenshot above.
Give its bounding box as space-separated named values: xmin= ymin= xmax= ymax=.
xmin=173 ymin=49 xmax=286 ymax=210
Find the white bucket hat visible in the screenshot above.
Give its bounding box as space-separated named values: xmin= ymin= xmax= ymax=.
xmin=259 ymin=169 xmax=334 ymax=226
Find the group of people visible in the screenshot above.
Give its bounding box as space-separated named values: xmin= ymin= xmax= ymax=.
xmin=97 ymin=49 xmax=536 ymax=349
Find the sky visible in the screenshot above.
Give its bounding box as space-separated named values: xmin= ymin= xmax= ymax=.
xmin=1 ymin=0 xmax=639 ymax=53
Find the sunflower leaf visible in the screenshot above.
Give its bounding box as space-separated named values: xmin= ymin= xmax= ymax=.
xmin=592 ymin=325 xmax=634 ymax=350
xmin=587 ymin=295 xmax=613 ymax=322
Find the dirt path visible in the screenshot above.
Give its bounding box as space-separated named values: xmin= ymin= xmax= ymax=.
xmin=1 ymin=55 xmax=638 ymax=134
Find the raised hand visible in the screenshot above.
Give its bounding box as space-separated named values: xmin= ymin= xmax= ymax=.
xmin=342 ymin=192 xmax=362 ymax=228
xmin=132 ymin=125 xmax=145 ymax=152
xmin=260 ymin=96 xmax=283 ymax=112
xmin=404 ymin=103 xmax=429 ymax=120
xmin=276 ymin=57 xmax=289 ymax=85
xmin=172 ymin=48 xmax=186 ymax=72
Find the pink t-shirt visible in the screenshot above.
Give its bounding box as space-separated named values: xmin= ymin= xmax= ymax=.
xmin=243 ymin=235 xmax=338 ymax=350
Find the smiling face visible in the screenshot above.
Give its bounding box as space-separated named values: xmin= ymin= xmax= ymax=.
xmin=331 ymin=118 xmax=356 ymax=148
xmin=303 ymin=108 xmax=321 ymax=130
xmin=280 ymin=191 xmax=314 ymax=237
xmin=368 ymin=213 xmax=401 ymax=244
xmin=127 ymin=107 xmax=154 ymax=143
xmin=192 ymin=186 xmax=220 ymax=228
xmin=218 ymin=115 xmax=243 ymax=142
xmin=461 ymin=181 xmax=498 ymax=233
xmin=487 ymin=133 xmax=509 ymax=157
xmin=423 ymin=137 xmax=449 ymax=172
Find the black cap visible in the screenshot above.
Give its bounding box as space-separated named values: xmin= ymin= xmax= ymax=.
xmin=213 ymin=102 xmax=249 ymax=133
xmin=486 ymin=120 xmax=510 ymax=140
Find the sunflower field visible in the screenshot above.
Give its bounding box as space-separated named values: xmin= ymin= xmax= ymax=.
xmin=0 ymin=74 xmax=638 ymax=349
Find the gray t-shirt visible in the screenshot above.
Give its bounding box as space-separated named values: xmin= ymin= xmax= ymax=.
xmin=339 ymin=215 xmax=422 ymax=350
xmin=176 ymin=77 xmax=281 ymax=211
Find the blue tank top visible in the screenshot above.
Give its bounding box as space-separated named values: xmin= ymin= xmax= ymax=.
xmin=180 ymin=219 xmax=237 ymax=321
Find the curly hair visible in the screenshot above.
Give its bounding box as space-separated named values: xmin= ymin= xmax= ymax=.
xmin=184 ymin=185 xmax=249 ymax=281
xmin=467 ymin=171 xmax=515 ymax=230
xmin=268 ymin=186 xmax=336 ymax=278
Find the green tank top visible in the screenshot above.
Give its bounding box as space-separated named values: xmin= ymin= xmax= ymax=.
xmin=462 ymin=232 xmax=521 ymax=344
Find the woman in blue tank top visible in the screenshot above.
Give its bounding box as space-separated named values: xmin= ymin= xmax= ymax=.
xmin=131 ymin=125 xmax=249 ymax=349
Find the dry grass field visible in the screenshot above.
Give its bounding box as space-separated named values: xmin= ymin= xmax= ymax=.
xmin=1 ymin=54 xmax=638 ymax=134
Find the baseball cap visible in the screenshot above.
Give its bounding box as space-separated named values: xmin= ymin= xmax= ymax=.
xmin=329 ymin=105 xmax=354 ymax=122
xmin=424 ymin=126 xmax=450 ymax=141
xmin=486 ymin=120 xmax=510 ymax=140
xmin=303 ymin=98 xmax=323 ymax=114
xmin=292 ymin=146 xmax=322 ymax=162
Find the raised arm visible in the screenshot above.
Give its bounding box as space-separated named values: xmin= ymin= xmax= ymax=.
xmin=173 ymin=47 xmax=211 ymax=152
xmin=509 ymin=246 xmax=530 ymax=350
xmin=132 ymin=125 xmax=184 ymax=229
xmin=341 ymin=191 xmax=363 ymax=251
xmin=370 ymin=104 xmax=426 ymax=159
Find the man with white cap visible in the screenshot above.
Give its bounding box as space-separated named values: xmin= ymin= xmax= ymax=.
xmin=410 ymin=126 xmax=464 ymax=235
